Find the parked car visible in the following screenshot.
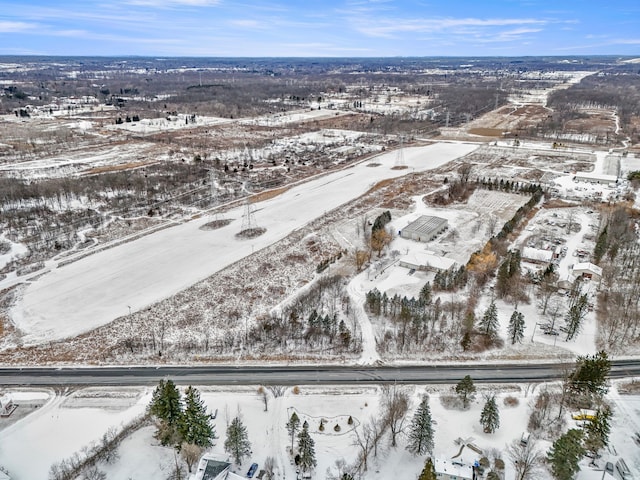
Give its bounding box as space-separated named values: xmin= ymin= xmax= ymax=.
xmin=247 ymin=463 xmax=259 ymax=478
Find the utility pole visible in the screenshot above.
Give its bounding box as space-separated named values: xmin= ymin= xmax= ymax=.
xmin=445 ymin=110 xmax=450 ymax=128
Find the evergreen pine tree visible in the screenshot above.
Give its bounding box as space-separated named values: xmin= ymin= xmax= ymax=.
xmin=547 ymin=429 xmax=585 ymax=480
xmin=565 ymin=293 xmax=588 ymax=341
xmin=455 ymin=375 xmax=476 ymax=408
xmin=149 ymin=379 xmax=183 ymax=426
xmin=224 ymin=416 xmax=252 ymax=465
xmin=297 ymin=422 xmax=316 ymax=473
xmin=417 ymin=458 xmax=437 ymax=480
xmin=286 ymin=412 xmax=301 ymax=452
xmin=478 ymin=301 xmax=499 ymax=338
xmin=568 ymin=351 xmax=611 ymax=399
xmin=149 ymin=379 xmax=183 ymax=446
xmin=419 ymin=282 xmax=432 ymax=304
xmin=584 ymin=406 xmax=612 ymax=459
xmin=460 ymin=331 xmax=472 ymax=351
xmin=480 ymin=395 xmax=500 ymax=433
xmin=406 ymin=396 xmax=435 ymax=456
xmin=593 ymin=226 xmax=608 ymax=263
xmin=508 ymin=310 xmax=525 ymax=344
xmin=179 ymin=386 xmax=216 ymax=448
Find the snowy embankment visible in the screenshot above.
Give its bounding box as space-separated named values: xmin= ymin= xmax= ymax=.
xmin=9 ymin=142 xmax=478 ymax=345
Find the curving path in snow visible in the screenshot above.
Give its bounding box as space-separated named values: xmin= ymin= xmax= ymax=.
xmin=347 ymin=271 xmax=381 ymax=364
xmin=10 ymin=142 xmax=478 ymax=345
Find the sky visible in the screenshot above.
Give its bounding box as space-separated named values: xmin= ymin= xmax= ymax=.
xmin=0 ymin=0 xmax=638 ymax=57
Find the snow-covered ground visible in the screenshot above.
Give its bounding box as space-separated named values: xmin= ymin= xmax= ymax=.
xmin=0 ymin=235 xmax=28 ymax=271
xmin=238 ymin=108 xmax=350 ymax=127
xmin=7 ymin=142 xmax=478 ymax=345
xmin=1 ymin=384 xmax=637 ymax=480
xmin=0 ymin=388 xmax=150 ymax=479
xmin=109 ymin=114 xmax=233 ymax=133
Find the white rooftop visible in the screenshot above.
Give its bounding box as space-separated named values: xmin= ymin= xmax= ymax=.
xmin=434 ymin=458 xmax=474 ymax=479
xmin=400 ymin=251 xmax=456 ymax=271
xmin=574 ymin=172 xmax=618 ymax=182
xmin=572 ymin=262 xmax=603 ymax=276
xmin=522 ymin=246 xmax=553 ymax=263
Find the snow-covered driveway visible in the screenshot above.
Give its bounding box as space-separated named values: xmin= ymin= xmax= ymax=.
xmin=11 ymin=142 xmax=478 ymax=344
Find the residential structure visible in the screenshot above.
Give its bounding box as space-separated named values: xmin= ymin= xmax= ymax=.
xmin=399 ymin=251 xmax=457 ymax=272
xmin=434 ymin=458 xmax=474 ymax=480
xmin=400 ymin=215 xmax=448 ymax=243
xmin=194 ymin=455 xmax=231 ymax=480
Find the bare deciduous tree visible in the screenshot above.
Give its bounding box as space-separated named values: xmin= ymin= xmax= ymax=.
xmin=352 ymin=417 xmax=374 ymax=472
xmin=354 ymin=248 xmax=370 ymax=272
xmin=382 ymin=385 xmax=409 ymax=447
xmin=180 ymin=442 xmax=203 ymax=473
xmin=507 ymin=438 xmax=543 ymax=480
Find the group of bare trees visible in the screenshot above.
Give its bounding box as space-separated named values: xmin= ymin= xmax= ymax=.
xmin=48 ymin=415 xmax=149 ymax=480
xmin=596 ymin=207 xmax=640 ymax=348
xmin=351 ymin=386 xmax=410 ymax=475
xmin=545 ymin=68 xmax=640 ymax=144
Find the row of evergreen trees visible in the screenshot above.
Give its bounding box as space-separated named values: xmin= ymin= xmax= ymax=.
xmin=148 ymin=380 xmax=216 ymax=473
xmin=365 ymin=284 xmax=450 ymax=352
xmin=365 ymin=285 xmax=432 ymax=319
xmin=252 ymin=309 xmax=354 ymax=353
xmin=494 ymin=186 xmax=544 ymax=241
xmin=285 ymin=412 xmax=317 ymax=473
xmin=433 ymin=267 xmax=468 ymax=291
xmin=476 ymin=177 xmax=543 ymax=195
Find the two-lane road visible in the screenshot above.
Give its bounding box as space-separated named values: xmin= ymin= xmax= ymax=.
xmin=1 ymin=360 xmax=639 ymax=386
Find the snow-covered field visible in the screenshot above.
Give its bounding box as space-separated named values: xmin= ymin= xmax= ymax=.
xmin=1 ymin=384 xmax=638 ymax=480
xmin=7 ymin=142 xmax=478 ymax=345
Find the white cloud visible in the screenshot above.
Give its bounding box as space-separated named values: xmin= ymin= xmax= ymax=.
xmin=0 ymin=21 xmax=36 ymax=32
xmin=353 ymin=17 xmax=548 ymax=38
xmin=124 ymin=0 xmax=221 ymax=7
xmin=229 ymin=19 xmax=263 ymax=28
xmin=613 ymin=38 xmax=640 ymax=45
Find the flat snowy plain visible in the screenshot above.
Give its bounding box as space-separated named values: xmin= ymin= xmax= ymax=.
xmin=9 ymin=142 xmax=477 ymax=345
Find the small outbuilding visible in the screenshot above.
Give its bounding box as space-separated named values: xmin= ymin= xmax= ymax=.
xmin=399 ymin=251 xmax=457 ymax=272
xmin=574 ymin=172 xmax=618 ymax=185
xmin=572 ymin=262 xmax=602 ymax=282
xmin=400 ymin=215 xmax=448 ymax=243
xmin=0 ymin=395 xmax=16 ymax=417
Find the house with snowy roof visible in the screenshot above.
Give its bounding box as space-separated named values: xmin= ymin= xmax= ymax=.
xmin=434 ymin=458 xmax=474 ymax=480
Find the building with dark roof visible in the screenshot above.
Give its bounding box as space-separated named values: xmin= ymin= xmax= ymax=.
xmin=400 ymin=215 xmax=448 ymax=243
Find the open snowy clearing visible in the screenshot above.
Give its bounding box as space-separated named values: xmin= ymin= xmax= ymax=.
xmin=0 ymin=384 xmax=638 ymax=480
xmin=8 ymin=142 xmax=478 ymax=345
